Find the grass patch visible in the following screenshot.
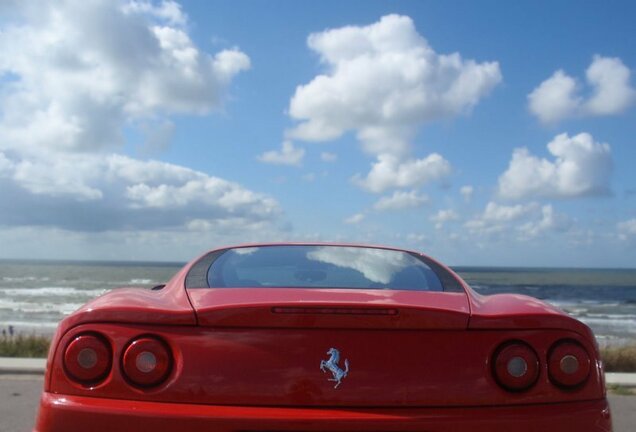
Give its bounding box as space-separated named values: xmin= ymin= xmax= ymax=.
xmin=606 ymin=384 xmax=636 ymax=396
xmin=0 ymin=334 xmax=51 ymax=358
xmin=601 ymin=345 xmax=636 ymax=373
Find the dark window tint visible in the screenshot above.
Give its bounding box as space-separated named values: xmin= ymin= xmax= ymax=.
xmin=205 ymin=245 xmax=445 ymax=291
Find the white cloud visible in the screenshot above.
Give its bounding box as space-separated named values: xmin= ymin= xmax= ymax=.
xmin=585 ymin=56 xmax=636 ymax=115
xmin=0 ymin=151 xmax=280 ymax=231
xmin=373 ymin=190 xmax=429 ymax=211
xmin=528 ymin=56 xmax=635 ymax=123
xmin=353 ymin=153 xmax=451 ymax=193
xmin=482 ymin=202 xmax=536 ymax=222
xmin=0 ymin=1 xmax=276 ymax=236
xmin=287 ymin=14 xmax=501 ymax=156
xmin=528 ymin=71 xmax=580 ymax=124
xmin=430 ymin=209 xmax=459 ymax=229
xmin=617 ymin=218 xmax=636 ymax=241
xmin=258 ymin=141 xmax=305 ymax=166
xmin=465 ymin=202 xmax=571 ymax=240
xmin=518 ymin=205 xmax=572 ymax=239
xmin=465 ymin=202 xmax=538 ymax=236
xmin=0 ymin=0 xmax=250 ymax=153
xmin=460 ymin=185 xmax=474 ymax=202
xmin=285 ymin=14 xmax=499 ymax=193
xmin=320 ymin=152 xmax=338 ymax=162
xmin=122 ymin=0 xmax=188 ymax=27
xmin=344 ymin=213 xmax=365 ymax=224
xmin=498 ymin=132 xmax=612 ymax=200
xmin=185 ymin=217 xmax=270 ymax=233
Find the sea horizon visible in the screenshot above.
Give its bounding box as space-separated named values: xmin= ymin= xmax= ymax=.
xmin=1 ymin=260 xmax=635 ymax=346
xmin=1 ymin=257 xmax=635 ymax=272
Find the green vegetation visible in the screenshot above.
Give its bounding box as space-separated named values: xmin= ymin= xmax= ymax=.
xmin=601 ymin=344 xmax=636 ymax=373
xmin=0 ymin=334 xmax=51 ymax=358
xmin=606 ymin=384 xmax=635 ymax=396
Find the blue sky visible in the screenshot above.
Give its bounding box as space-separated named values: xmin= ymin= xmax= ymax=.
xmin=0 ymin=0 xmax=635 ymax=267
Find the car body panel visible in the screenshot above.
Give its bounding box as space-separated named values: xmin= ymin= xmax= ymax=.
xmin=467 ymin=291 xmax=597 ymax=337
xmin=35 ymin=243 xmax=611 ymax=431
xmin=47 ymin=323 xmax=604 ymax=407
xmin=187 ymin=288 xmax=470 ymax=329
xmin=35 ymin=392 xmax=612 ymax=432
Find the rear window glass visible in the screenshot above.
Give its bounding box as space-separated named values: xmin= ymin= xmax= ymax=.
xmin=205 ymin=245 xmax=444 ymax=291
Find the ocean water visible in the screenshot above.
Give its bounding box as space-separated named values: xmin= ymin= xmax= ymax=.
xmin=0 ymin=260 xmax=635 ymax=346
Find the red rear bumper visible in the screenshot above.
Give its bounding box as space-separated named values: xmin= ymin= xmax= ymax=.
xmin=35 ymin=392 xmax=612 ymax=432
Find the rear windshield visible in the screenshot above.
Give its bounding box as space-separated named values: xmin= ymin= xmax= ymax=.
xmin=203 ymin=245 xmax=445 ymax=291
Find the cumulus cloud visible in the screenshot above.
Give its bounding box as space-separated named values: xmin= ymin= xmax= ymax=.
xmin=430 ymin=209 xmax=459 ymax=229
xmin=286 ymin=14 xmax=500 ymax=192
xmin=353 ymin=153 xmax=451 ymax=193
xmin=0 ymin=0 xmax=250 ymax=153
xmin=0 ymin=151 xmax=280 ymax=231
xmin=498 ymin=132 xmax=612 ymax=200
xmin=373 ymin=190 xmax=429 ymax=211
xmin=518 ymin=205 xmax=572 ymax=239
xmin=528 ymin=56 xmax=635 ymax=123
xmin=465 ymin=202 xmax=570 ymax=239
xmin=0 ymin=1 xmax=280 ymax=235
xmin=288 ymin=14 xmax=501 ymax=154
xmin=258 ymin=141 xmax=305 ymax=166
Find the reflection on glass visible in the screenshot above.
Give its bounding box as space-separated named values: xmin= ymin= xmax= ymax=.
xmin=307 ymin=246 xmax=413 ymax=284
xmin=207 ymin=245 xmax=443 ymax=291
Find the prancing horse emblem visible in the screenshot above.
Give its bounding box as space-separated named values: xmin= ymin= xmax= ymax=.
xmin=320 ymin=347 xmax=349 ymax=388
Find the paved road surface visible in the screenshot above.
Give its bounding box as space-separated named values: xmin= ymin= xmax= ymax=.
xmin=0 ymin=375 xmax=632 ymax=431
xmin=0 ymin=375 xmax=43 ymax=432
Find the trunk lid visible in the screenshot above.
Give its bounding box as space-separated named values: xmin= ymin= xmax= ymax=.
xmin=180 ymin=288 xmax=475 ymax=407
xmin=187 ymin=288 xmax=469 ymax=329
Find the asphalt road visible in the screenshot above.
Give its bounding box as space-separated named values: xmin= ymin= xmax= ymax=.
xmin=0 ymin=375 xmax=633 ymax=432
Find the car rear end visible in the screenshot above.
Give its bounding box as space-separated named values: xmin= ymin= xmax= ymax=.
xmin=34 ymin=245 xmax=612 ymax=431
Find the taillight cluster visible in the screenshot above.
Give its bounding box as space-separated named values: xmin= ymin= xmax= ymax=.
xmin=492 ymin=339 xmax=591 ymax=392
xmin=63 ymin=334 xmax=111 ymax=384
xmin=122 ymin=337 xmax=172 ymax=387
xmin=493 ymin=341 xmax=539 ymax=391
xmin=63 ymin=333 xmax=172 ymax=388
xmin=548 ymin=340 xmax=591 ymax=388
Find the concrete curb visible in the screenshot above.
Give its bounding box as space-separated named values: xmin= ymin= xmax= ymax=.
xmin=0 ymin=358 xmax=46 ymax=375
xmin=606 ymin=373 xmax=636 ymax=387
xmin=1 ymin=357 xmax=636 ymax=386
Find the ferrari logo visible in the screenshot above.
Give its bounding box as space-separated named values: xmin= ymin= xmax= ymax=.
xmin=319 ymin=347 xmax=349 ymax=388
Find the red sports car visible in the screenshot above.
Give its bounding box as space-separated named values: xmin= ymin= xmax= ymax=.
xmin=35 ymin=244 xmax=612 ymax=431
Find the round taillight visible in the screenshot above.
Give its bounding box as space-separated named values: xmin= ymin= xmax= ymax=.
xmin=122 ymin=337 xmax=172 ymax=387
xmin=548 ymin=340 xmax=591 ymax=388
xmin=63 ymin=333 xmax=112 ymax=384
xmin=493 ymin=341 xmax=540 ymax=392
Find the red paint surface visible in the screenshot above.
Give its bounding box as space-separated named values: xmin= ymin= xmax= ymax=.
xmin=46 ymin=323 xmax=604 ymax=407
xmin=35 ymin=392 xmax=612 ymax=432
xmin=35 ymin=243 xmax=611 ymax=431
xmin=188 ymin=288 xmax=470 ymax=329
